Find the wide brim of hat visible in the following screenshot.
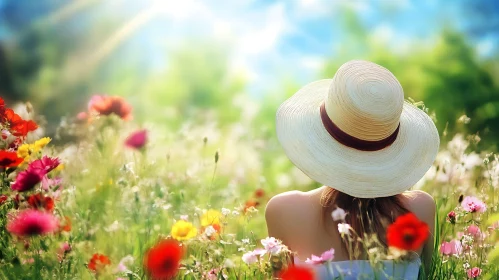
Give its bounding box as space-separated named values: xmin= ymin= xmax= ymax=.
xmin=276 ymin=79 xmax=440 ymax=198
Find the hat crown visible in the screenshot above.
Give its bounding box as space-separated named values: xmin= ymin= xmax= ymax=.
xmin=325 ymin=60 xmax=404 ymax=141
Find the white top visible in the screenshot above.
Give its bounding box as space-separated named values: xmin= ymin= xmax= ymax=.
xmin=294 ymin=258 xmax=421 ymax=280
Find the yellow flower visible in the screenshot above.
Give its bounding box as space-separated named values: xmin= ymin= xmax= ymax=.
xmin=55 ymin=164 xmax=65 ymax=172
xmin=171 ymin=220 xmax=197 ymax=241
xmin=17 ymin=144 xmax=31 ymax=159
xmin=201 ymin=209 xmax=222 ymax=227
xmin=34 ymin=137 xmax=51 ymax=150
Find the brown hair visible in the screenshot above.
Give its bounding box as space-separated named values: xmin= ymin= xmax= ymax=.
xmin=321 ymin=187 xmax=409 ymax=259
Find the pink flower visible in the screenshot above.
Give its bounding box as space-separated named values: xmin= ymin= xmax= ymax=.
xmin=242 ymin=251 xmax=258 ymax=265
xmin=261 ymin=237 xmax=283 ymax=255
xmin=241 ymin=249 xmax=266 ymax=265
xmin=42 ymin=176 xmax=62 ymax=198
xmin=116 ymin=255 xmax=134 ymax=272
xmin=466 ymin=225 xmax=482 ymax=238
xmin=305 ymin=255 xmax=323 ymax=265
xmin=467 ymin=267 xmax=482 ymax=278
xmin=7 ymin=209 xmax=59 ymax=236
xmin=320 ymin=248 xmax=335 ymax=262
xmin=11 ymin=168 xmax=45 ymax=192
xmin=57 ymin=242 xmax=72 ymax=261
xmin=439 ymin=240 xmax=462 ymax=256
xmin=305 ymin=248 xmax=335 ymax=264
xmin=461 ymin=196 xmax=487 ymax=213
xmin=125 ymin=129 xmax=148 ymax=149
xmin=28 ymin=156 xmax=60 ymax=173
xmin=204 ymin=268 xmax=226 ymax=280
xmin=76 ymin=112 xmax=88 ymax=122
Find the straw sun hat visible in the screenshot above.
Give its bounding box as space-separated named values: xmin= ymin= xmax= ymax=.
xmin=276 ymin=60 xmax=439 ymax=198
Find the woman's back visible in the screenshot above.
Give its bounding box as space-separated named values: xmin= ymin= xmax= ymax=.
xmin=265 ymin=186 xmax=435 ymax=278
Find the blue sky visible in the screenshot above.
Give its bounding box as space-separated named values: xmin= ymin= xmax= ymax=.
xmin=0 ymin=0 xmax=497 ymax=95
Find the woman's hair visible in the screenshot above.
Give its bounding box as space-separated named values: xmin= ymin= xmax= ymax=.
xmin=321 ymin=187 xmax=409 ymax=259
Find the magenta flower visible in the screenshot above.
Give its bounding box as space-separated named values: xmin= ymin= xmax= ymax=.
xmin=461 ymin=196 xmax=486 ymax=213
xmin=439 ymin=240 xmax=462 ymax=256
xmin=28 ymin=156 xmax=60 ymax=173
xmin=125 ymin=129 xmax=148 ymax=149
xmin=11 ymin=168 xmax=45 ymax=192
xmin=467 ymin=267 xmax=482 ymax=278
xmin=7 ymin=209 xmax=59 ymax=236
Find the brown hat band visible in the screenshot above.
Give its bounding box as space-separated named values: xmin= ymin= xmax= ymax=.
xmin=319 ymin=102 xmax=400 ymax=151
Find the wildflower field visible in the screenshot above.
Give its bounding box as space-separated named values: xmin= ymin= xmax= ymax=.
xmin=0 ymin=94 xmax=498 ymax=280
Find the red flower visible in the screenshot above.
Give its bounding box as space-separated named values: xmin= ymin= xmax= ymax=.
xmin=89 ymin=95 xmax=132 ymax=120
xmin=387 ymin=213 xmax=429 ymax=251
xmin=125 ymin=129 xmax=148 ymax=149
xmin=446 ymin=211 xmax=456 ymax=224
xmin=27 ymin=193 xmax=54 ymax=211
xmin=0 ymin=194 xmax=8 ymax=205
xmin=6 ymin=209 xmax=59 ymax=236
xmin=28 ymin=156 xmax=60 ymax=173
xmin=279 ymin=266 xmax=315 ymax=280
xmin=11 ymin=168 xmax=45 ymax=192
xmin=144 ymin=239 xmax=184 ymax=280
xmin=3 ymin=109 xmax=38 ymax=137
xmin=88 ymin=253 xmax=111 ymax=272
xmin=0 ymin=150 xmax=23 ymax=168
xmin=254 ymin=188 xmax=265 ymax=198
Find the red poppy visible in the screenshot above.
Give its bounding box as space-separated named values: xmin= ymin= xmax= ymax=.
xmin=0 ymin=150 xmax=23 ymax=168
xmin=386 ymin=213 xmax=429 ymax=251
xmin=254 ymin=188 xmax=265 ymax=198
xmin=279 ymin=266 xmax=315 ymax=280
xmin=0 ymin=194 xmax=8 ymax=205
xmin=0 ymin=97 xmax=6 ymax=119
xmin=89 ymin=95 xmax=132 ymax=120
xmin=88 ymin=253 xmax=111 ymax=272
xmin=3 ymin=109 xmax=38 ymax=137
xmin=144 ymin=239 xmax=184 ymax=280
xmin=27 ymin=193 xmax=54 ymax=211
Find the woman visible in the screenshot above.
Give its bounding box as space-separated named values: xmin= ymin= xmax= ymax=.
xmin=266 ymin=60 xmax=438 ymax=279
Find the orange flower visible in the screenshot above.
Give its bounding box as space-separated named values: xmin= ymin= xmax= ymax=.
xmin=88 ymin=253 xmax=111 ymax=272
xmin=60 ymin=216 xmax=72 ymax=232
xmin=89 ymin=95 xmax=132 ymax=120
xmin=387 ymin=213 xmax=429 ymax=251
xmin=243 ymin=200 xmax=260 ymax=213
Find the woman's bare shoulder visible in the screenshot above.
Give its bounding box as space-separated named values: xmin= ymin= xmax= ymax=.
xmin=265 ymin=190 xmax=306 ymax=217
xmin=265 ymin=191 xmax=310 ymax=240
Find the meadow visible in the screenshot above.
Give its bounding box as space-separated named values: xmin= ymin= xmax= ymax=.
xmin=0 ymin=94 xmax=498 ymax=280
